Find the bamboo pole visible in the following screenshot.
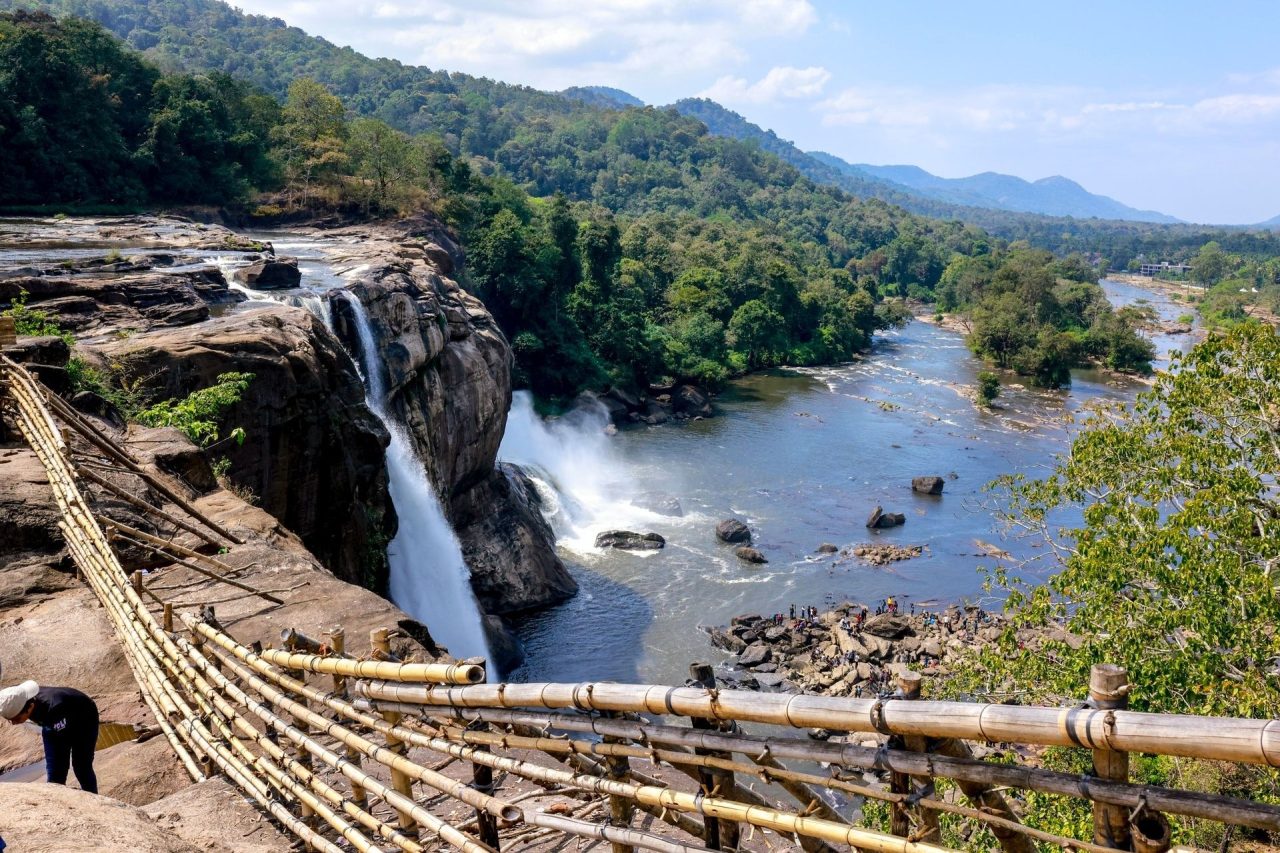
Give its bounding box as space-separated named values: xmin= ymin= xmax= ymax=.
xmin=463 ymin=661 xmax=501 ymax=853
xmin=327 ymin=627 xmax=368 ymax=811
xmin=33 ymin=380 xmax=243 ymax=544
xmin=101 ymin=518 xmax=239 ymax=575
xmin=75 ymin=463 xmax=224 ymax=549
xmin=194 ymin=619 xmax=954 ymax=852
xmin=108 ymin=529 xmax=282 ymax=605
xmin=372 ymin=628 xmax=418 ymax=838
xmin=255 ymin=645 xmax=483 ymax=684
xmin=407 ymin=705 xmax=1280 ymax=833
xmin=1090 ymin=664 xmax=1132 ymax=849
xmin=350 ymin=680 xmax=1280 ymax=767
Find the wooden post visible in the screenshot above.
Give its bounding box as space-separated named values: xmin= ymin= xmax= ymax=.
xmin=327 ymin=626 xmax=366 ymax=810
xmin=602 ymin=709 xmax=636 ymax=853
xmin=0 ymin=316 xmax=16 ymax=347
xmin=373 ymin=628 xmax=417 ymax=838
xmin=466 ymin=657 xmax=502 ymax=851
xmin=689 ymin=662 xmax=739 ymax=851
xmin=162 ymin=603 xmax=174 ymax=634
xmin=1090 ymin=663 xmax=1132 ymax=850
xmin=895 ymin=671 xmax=942 ymax=843
xmin=282 ymin=629 xmax=317 ymax=833
xmin=130 ymin=570 xmax=144 ymax=598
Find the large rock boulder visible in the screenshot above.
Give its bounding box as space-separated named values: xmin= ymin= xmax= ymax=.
xmin=716 ymin=518 xmax=752 ymax=544
xmin=234 ymin=256 xmax=301 ymax=289
xmin=453 ymin=463 xmax=577 ymax=616
xmin=596 ymin=530 xmax=666 ymax=550
xmin=735 ymin=546 xmax=768 ymax=564
xmin=864 ymin=614 xmax=915 ymax=640
xmin=94 ymin=306 xmax=396 ymax=591
xmin=912 ymin=475 xmax=945 ymax=495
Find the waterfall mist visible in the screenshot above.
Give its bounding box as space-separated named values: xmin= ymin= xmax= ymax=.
xmin=498 ymin=391 xmax=669 ymax=554
xmin=336 ymin=291 xmax=493 ymax=663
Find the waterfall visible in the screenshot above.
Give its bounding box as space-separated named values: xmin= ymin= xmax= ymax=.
xmin=499 ymin=391 xmax=662 ymax=553
xmin=336 ymin=291 xmax=492 ymax=663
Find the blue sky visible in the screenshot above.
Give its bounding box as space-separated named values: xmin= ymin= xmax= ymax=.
xmin=229 ymin=0 xmax=1280 ymax=224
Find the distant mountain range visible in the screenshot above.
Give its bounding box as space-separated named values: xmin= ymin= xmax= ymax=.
xmin=662 ymin=97 xmax=1181 ymax=225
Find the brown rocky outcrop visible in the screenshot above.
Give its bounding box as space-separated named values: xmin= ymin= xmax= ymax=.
xmin=325 ymin=228 xmax=576 ymax=615
xmin=716 ymin=518 xmax=752 ymax=544
xmin=595 ymin=530 xmax=666 ymax=550
xmin=92 ymin=306 xmax=395 ymax=591
xmin=234 ymin=255 xmax=300 ymax=289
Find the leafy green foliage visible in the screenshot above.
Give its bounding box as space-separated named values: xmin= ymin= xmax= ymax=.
xmin=976 ymin=371 xmax=999 ymax=406
xmin=135 ymin=372 xmax=253 ymax=447
xmin=967 ymin=324 xmax=1280 ymax=718
xmin=1 ymin=290 xmax=74 ymax=344
xmin=0 ymin=11 xmax=276 ymax=206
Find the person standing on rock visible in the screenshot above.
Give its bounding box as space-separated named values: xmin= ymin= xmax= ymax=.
xmin=0 ymin=681 xmax=100 ymax=794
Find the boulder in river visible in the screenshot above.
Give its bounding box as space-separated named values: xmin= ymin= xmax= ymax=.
xmin=738 ymin=643 xmax=772 ymax=668
xmin=816 ymin=542 xmax=839 ymax=554
xmin=234 ymin=256 xmax=301 ymax=289
xmin=672 ymin=383 xmax=713 ymax=417
xmin=912 ymin=475 xmax=945 ymax=495
xmin=735 ymin=546 xmax=768 ymax=564
xmin=865 ymin=506 xmax=906 ymax=529
xmin=595 ymin=530 xmax=666 ymax=550
xmin=716 ymin=518 xmax=752 ymax=544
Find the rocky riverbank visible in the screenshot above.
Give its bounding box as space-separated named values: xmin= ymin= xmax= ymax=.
xmin=706 ymin=601 xmax=1075 ymax=696
xmin=1 ymin=216 xmax=576 ymax=636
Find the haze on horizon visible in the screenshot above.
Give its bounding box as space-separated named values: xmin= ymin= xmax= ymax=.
xmin=224 ymin=0 xmax=1280 ymax=225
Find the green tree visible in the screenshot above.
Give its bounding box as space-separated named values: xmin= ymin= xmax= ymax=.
xmin=970 ymin=324 xmax=1280 ymax=717
xmin=347 ymin=117 xmax=412 ymax=212
xmin=1190 ymin=241 xmax=1231 ymax=287
xmin=976 ymin=371 xmax=999 ymax=406
xmin=727 ymin=299 xmax=786 ymax=370
xmin=273 ymin=78 xmax=349 ymax=204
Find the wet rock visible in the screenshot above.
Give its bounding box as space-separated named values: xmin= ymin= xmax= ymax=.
xmin=912 ymin=475 xmax=945 ymax=495
xmin=865 ymin=506 xmax=906 ymax=529
xmin=738 ymin=643 xmax=772 ymax=668
xmin=732 ymin=613 xmax=763 ymax=627
xmin=672 ymin=383 xmax=713 ymax=417
xmin=716 ymin=518 xmax=752 ymax=544
xmin=234 ymin=256 xmax=301 ymax=289
xmin=754 ymin=672 xmax=786 ymax=688
xmin=851 ymin=543 xmax=923 ymax=565
xmin=735 ymin=546 xmax=768 ymax=564
xmin=595 ymin=530 xmax=666 ymax=550
xmin=816 ymin=542 xmax=839 ymax=554
xmin=632 ymin=492 xmax=684 ymax=517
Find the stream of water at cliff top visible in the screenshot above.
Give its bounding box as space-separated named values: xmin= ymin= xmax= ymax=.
xmin=500 ymin=278 xmax=1197 ymax=686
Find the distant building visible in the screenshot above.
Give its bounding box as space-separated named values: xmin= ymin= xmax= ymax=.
xmin=1139 ymin=262 xmax=1192 ymax=277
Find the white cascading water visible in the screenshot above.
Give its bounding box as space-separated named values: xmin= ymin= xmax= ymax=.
xmin=336 ymin=291 xmax=492 ymax=662
xmin=498 ymin=391 xmax=663 ymax=553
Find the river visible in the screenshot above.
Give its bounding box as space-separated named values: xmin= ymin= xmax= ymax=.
xmin=502 ymin=278 xmax=1198 ymax=686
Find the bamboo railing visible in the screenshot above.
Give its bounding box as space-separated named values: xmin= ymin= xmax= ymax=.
xmin=4 ymin=353 xmax=1280 ymax=853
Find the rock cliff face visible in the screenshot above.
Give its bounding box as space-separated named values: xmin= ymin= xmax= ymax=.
xmin=95 ymin=307 xmax=396 ymax=590
xmin=325 ymin=225 xmax=576 ymax=615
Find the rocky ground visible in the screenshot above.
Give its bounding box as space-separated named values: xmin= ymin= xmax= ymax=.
xmin=707 ymin=601 xmax=1075 ymax=697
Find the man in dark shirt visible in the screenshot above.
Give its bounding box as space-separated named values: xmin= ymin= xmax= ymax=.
xmin=0 ymin=681 xmax=99 ymax=794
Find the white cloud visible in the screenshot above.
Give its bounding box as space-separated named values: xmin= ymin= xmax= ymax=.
xmin=231 ymin=0 xmax=818 ymax=92
xmin=699 ymin=66 xmax=831 ymax=105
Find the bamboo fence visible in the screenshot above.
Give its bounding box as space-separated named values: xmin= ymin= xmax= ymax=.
xmin=4 ymin=354 xmax=1280 ymax=853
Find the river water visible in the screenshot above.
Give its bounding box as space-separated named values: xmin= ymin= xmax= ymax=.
xmin=502 ymin=278 xmax=1197 ymax=686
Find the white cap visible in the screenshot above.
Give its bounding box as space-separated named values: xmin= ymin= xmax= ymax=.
xmin=0 ymin=680 xmax=38 ymax=720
